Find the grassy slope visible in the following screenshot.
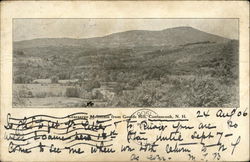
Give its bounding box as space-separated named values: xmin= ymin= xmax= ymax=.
xmin=13 ymin=40 xmax=239 ymax=107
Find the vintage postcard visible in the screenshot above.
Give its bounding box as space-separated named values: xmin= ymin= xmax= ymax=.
xmin=1 ymin=1 xmax=249 ymax=161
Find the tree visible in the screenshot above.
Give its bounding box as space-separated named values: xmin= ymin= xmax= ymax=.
xmin=15 ymin=50 xmax=24 ymax=56
xmin=58 ymin=72 xmax=71 ymax=80
xmin=66 ymin=87 xmax=80 ymax=97
xmin=51 ymin=76 xmax=59 ymax=83
xmin=14 ymin=74 xmax=32 ymax=84
xmin=85 ymin=80 xmax=101 ymax=91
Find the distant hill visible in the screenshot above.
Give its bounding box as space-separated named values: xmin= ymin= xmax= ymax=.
xmin=14 ymin=26 xmax=230 ymax=49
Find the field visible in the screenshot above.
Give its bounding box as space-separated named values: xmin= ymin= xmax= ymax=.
xmin=13 ymin=84 xmax=107 ymax=107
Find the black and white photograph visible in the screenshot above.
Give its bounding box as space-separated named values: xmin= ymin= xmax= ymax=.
xmin=13 ymin=18 xmax=239 ymax=108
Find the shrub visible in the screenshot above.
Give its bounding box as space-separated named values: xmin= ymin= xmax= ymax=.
xmin=66 ymin=87 xmax=80 ymax=97
xmin=35 ymin=92 xmax=47 ymax=98
xmin=91 ymin=90 xmax=104 ymax=100
xmin=58 ymin=72 xmax=71 ymax=80
xmin=51 ymin=76 xmax=59 ymax=83
xmin=128 ymin=79 xmax=141 ymax=88
xmin=27 ymin=91 xmax=33 ymax=98
xmin=15 ymin=50 xmax=25 ymax=56
xmin=14 ymin=74 xmax=33 ymax=84
xmin=85 ymin=80 xmax=101 ymax=91
xmin=13 ymin=89 xmax=29 ymax=106
xmin=182 ymin=78 xmax=229 ymax=107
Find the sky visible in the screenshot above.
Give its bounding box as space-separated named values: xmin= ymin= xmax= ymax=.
xmin=13 ymin=19 xmax=238 ymax=41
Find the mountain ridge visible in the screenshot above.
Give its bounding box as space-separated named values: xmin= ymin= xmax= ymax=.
xmin=14 ymin=26 xmax=230 ymax=49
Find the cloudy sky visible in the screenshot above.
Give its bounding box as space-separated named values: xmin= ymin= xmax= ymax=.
xmin=13 ymin=19 xmax=238 ymax=41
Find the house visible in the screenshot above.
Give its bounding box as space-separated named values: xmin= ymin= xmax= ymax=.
xmin=32 ymin=79 xmax=52 ymax=84
xmin=58 ymin=79 xmax=79 ymax=84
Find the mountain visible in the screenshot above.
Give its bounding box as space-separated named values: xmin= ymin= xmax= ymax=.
xmin=13 ymin=26 xmax=239 ymax=107
xmin=13 ymin=26 xmax=230 ymax=49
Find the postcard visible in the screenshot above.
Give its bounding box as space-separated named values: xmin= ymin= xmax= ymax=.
xmin=1 ymin=1 xmax=249 ymax=161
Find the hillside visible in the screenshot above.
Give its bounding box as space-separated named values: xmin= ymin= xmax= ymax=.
xmin=13 ymin=26 xmax=239 ymax=107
